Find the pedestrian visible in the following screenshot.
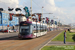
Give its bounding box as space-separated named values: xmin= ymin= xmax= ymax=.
xmin=64 ymin=30 xmax=67 ymax=44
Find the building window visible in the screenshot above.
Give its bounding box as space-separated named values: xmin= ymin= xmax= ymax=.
xmin=11 ymin=21 xmax=15 ymax=24
xmin=37 ymin=26 xmax=38 ymax=28
xmin=13 ymin=17 xmax=15 ymax=20
xmin=7 ymin=14 xmax=9 ymax=18
xmin=17 ymin=18 xmax=18 ymax=20
xmin=5 ymin=21 xmax=7 ymax=24
xmin=17 ymin=21 xmax=18 ymax=24
xmin=3 ymin=20 xmax=8 ymax=24
xmin=2 ymin=13 xmax=8 ymax=19
xmin=3 ymin=20 xmax=5 ymax=24
xmin=34 ymin=26 xmax=35 ymax=28
xmin=5 ymin=15 xmax=6 ymax=18
xmin=0 ymin=20 xmax=1 ymax=24
xmin=3 ymin=14 xmax=5 ymax=18
xmin=0 ymin=15 xmax=1 ymax=18
xmin=4 ymin=14 xmax=8 ymax=19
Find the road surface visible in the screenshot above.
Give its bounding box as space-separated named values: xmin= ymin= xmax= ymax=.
xmin=0 ymin=30 xmax=62 ymax=50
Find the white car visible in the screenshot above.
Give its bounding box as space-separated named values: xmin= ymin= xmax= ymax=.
xmin=8 ymin=29 xmax=14 ymax=32
xmin=13 ymin=29 xmax=18 ymax=32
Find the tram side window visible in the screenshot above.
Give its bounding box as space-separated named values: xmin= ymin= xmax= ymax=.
xmin=43 ymin=25 xmax=44 ymax=31
xmin=34 ymin=26 xmax=35 ymax=28
xmin=42 ymin=25 xmax=45 ymax=32
xmin=44 ymin=26 xmax=45 ymax=31
xmin=40 ymin=26 xmax=42 ymax=32
xmin=45 ymin=26 xmax=46 ymax=31
xmin=36 ymin=26 xmax=38 ymax=33
xmin=44 ymin=26 xmax=45 ymax=32
xmin=37 ymin=26 xmax=38 ymax=28
xmin=22 ymin=29 xmax=25 ymax=32
xmin=38 ymin=25 xmax=40 ymax=33
xmin=42 ymin=27 xmax=44 ymax=32
xmin=33 ymin=25 xmax=38 ymax=33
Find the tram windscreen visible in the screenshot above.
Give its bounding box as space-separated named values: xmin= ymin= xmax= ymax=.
xmin=20 ymin=26 xmax=30 ymax=35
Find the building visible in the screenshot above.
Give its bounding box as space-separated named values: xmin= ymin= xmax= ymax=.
xmin=0 ymin=11 xmax=19 ymax=29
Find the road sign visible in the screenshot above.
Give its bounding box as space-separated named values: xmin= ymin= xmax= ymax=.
xmin=7 ymin=25 xmax=9 ymax=27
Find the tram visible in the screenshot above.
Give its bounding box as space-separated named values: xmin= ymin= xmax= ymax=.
xmin=18 ymin=20 xmax=47 ymax=38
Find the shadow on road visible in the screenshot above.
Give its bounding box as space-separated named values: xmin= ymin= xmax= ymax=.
xmin=0 ymin=36 xmax=32 ymax=40
xmin=72 ymin=34 xmax=75 ymax=42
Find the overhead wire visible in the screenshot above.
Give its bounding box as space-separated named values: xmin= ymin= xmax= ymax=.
xmin=32 ymin=0 xmax=51 ymax=18
xmin=32 ymin=0 xmax=48 ymax=13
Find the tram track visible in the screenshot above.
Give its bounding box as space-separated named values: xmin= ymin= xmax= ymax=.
xmin=11 ymin=31 xmax=55 ymax=50
xmin=27 ymin=31 xmax=62 ymax=50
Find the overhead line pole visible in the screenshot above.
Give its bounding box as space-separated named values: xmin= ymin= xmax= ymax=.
xmin=49 ymin=13 xmax=53 ymax=27
xmin=32 ymin=0 xmax=47 ymax=13
xmin=42 ymin=7 xmax=43 ymax=32
xmin=31 ymin=0 xmax=32 ymax=21
xmin=42 ymin=7 xmax=43 ymax=23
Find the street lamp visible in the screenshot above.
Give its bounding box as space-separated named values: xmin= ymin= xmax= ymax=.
xmin=42 ymin=7 xmax=44 ymax=23
xmin=42 ymin=6 xmax=44 ymax=30
xmin=53 ymin=16 xmax=55 ymax=28
xmin=49 ymin=13 xmax=53 ymax=28
xmin=31 ymin=0 xmax=32 ymax=21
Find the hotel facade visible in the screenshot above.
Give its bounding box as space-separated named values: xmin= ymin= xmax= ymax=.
xmin=0 ymin=11 xmax=19 ymax=29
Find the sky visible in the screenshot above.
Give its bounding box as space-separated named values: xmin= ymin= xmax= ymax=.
xmin=0 ymin=0 xmax=75 ymax=25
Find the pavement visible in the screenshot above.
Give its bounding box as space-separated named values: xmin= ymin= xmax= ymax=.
xmin=0 ymin=32 xmax=18 ymax=39
xmin=70 ymin=30 xmax=75 ymax=32
xmin=47 ymin=41 xmax=75 ymax=46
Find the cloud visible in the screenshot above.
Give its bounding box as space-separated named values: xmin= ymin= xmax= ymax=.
xmin=0 ymin=0 xmax=19 ymax=12
xmin=0 ymin=0 xmax=74 ymax=24
xmin=21 ymin=0 xmax=68 ymax=24
xmin=54 ymin=0 xmax=64 ymax=2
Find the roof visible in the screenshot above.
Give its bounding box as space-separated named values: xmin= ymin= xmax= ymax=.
xmin=13 ymin=14 xmax=25 ymax=17
xmin=1 ymin=11 xmax=9 ymax=13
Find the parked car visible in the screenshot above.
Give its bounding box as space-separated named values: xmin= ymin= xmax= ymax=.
xmin=3 ymin=29 xmax=8 ymax=32
xmin=1 ymin=29 xmax=14 ymax=33
xmin=0 ymin=29 xmax=3 ymax=32
xmin=9 ymin=29 xmax=14 ymax=32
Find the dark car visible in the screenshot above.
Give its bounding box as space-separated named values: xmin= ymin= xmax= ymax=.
xmin=1 ymin=29 xmax=14 ymax=33
xmin=0 ymin=29 xmax=3 ymax=32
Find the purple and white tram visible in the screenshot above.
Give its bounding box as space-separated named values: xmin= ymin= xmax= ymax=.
xmin=18 ymin=21 xmax=47 ymax=38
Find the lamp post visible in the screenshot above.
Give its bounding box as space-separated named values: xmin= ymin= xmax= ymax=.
xmin=55 ymin=18 xmax=58 ymax=30
xmin=49 ymin=13 xmax=53 ymax=31
xmin=31 ymin=0 xmax=32 ymax=21
xmin=59 ymin=20 xmax=60 ymax=30
xmin=42 ymin=7 xmax=43 ymax=32
xmin=8 ymin=18 xmax=9 ymax=33
xmin=53 ymin=16 xmax=55 ymax=28
xmin=42 ymin=7 xmax=44 ymax=22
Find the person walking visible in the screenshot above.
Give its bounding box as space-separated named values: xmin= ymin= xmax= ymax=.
xmin=64 ymin=30 xmax=67 ymax=44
